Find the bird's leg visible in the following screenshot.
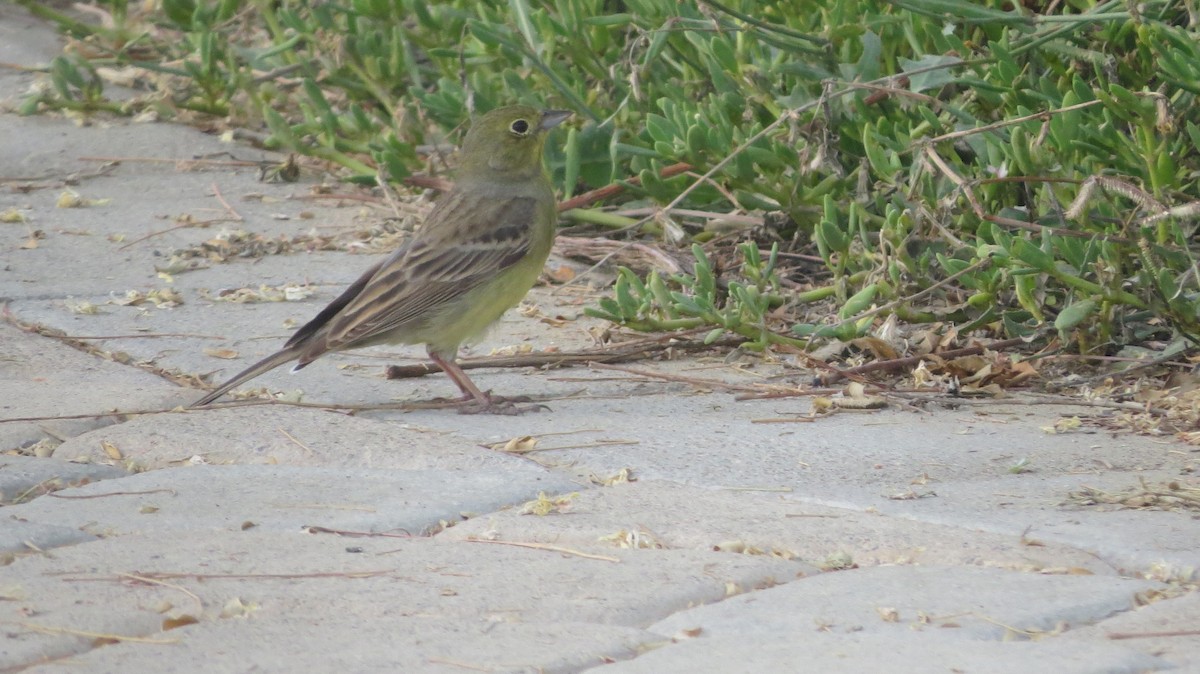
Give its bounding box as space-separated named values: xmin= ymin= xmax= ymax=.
xmin=426 ymin=350 xmax=489 ymax=403
xmin=426 ymin=349 xmax=547 ymax=415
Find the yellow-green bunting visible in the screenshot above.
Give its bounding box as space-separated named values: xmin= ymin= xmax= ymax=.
xmin=192 ymin=105 xmax=572 ymax=414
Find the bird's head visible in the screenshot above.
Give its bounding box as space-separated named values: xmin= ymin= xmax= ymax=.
xmin=458 ymin=105 xmax=572 ymax=181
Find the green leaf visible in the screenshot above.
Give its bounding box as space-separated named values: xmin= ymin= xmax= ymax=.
xmin=562 ymin=125 xmax=579 ymax=198
xmin=890 ymin=0 xmax=1023 ymax=23
xmin=839 ymin=284 xmax=879 ymax=319
xmin=583 ymin=14 xmax=634 ymax=26
xmin=1054 ymin=299 xmax=1098 ymax=332
xmin=645 ymin=114 xmax=675 ymax=144
xmin=1013 ymin=272 xmax=1045 ymax=324
xmin=900 ymin=55 xmax=963 ymax=92
xmin=1012 ymin=239 xmax=1055 ymax=271
xmin=862 ymin=122 xmax=896 ymax=180
xmin=816 ymin=219 xmax=850 ymax=257
xmin=508 ymin=0 xmax=541 ymax=56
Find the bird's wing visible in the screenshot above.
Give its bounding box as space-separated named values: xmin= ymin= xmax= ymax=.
xmin=282 ymin=257 xmax=385 ymax=350
xmin=319 ymin=193 xmax=540 ymax=349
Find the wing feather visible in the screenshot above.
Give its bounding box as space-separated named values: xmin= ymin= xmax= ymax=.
xmin=321 ymin=193 xmax=539 ymax=349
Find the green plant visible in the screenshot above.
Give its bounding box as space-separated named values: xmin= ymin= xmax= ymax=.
xmin=17 ymin=0 xmax=1200 ymax=359
xmin=587 ymin=242 xmax=806 ymax=349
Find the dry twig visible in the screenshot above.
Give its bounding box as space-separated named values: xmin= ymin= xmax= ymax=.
xmin=2 ymin=621 xmax=180 ymax=645
xmin=464 ymin=538 xmax=620 ymax=562
xmin=385 ymin=334 xmax=743 ymax=379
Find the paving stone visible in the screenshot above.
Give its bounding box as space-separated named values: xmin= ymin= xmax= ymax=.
xmin=0 ymin=323 xmax=186 ymax=450
xmin=0 ymin=454 xmax=128 ymax=506
xmin=358 ymin=376 xmax=1191 ymax=489
xmin=0 ymin=126 xmax=316 ymax=300
xmin=854 ymin=471 xmax=1200 ymax=576
xmin=440 ymin=480 xmax=1116 ymax=575
xmin=0 ymin=3 xmax=62 ymax=80
xmin=0 ymin=518 xmax=97 ymax=556
xmin=585 ymin=630 xmax=1167 ymax=674
xmin=5 ymin=464 xmax=580 ymax=536
xmin=52 ymin=404 xmax=555 ymax=472
xmin=1062 ymin=591 xmax=1200 ymax=670
xmin=589 ymin=565 xmax=1177 ymax=671
xmin=646 ymin=565 xmax=1163 ymax=640
xmin=0 ymin=531 xmax=799 ymax=672
xmin=20 ymin=619 xmax=653 ymax=674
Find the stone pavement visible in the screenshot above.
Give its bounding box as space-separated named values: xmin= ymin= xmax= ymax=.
xmin=2 ymin=5 xmax=1198 ymax=673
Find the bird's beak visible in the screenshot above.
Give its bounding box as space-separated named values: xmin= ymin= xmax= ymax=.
xmin=539 ymin=109 xmax=573 ymax=131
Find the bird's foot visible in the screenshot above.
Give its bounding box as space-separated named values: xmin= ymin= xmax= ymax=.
xmin=456 ymin=392 xmax=550 ymax=415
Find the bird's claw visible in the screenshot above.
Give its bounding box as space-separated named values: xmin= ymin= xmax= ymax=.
xmin=456 ymin=393 xmax=549 ymax=415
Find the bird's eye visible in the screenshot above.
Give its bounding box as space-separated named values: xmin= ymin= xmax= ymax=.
xmin=510 ymin=119 xmax=530 ymax=136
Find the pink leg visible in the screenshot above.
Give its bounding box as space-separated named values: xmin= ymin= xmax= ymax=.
xmin=426 ymin=349 xmax=490 ymax=406
xmin=425 ymin=348 xmax=547 ymax=415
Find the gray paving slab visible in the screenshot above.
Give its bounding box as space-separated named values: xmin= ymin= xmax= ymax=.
xmin=383 ymin=391 xmax=1189 ymax=495
xmin=0 ymin=3 xmax=61 ymax=71
xmin=602 ymin=566 xmax=1173 ymax=672
xmin=391 ymin=392 xmax=1196 ymax=578
xmin=21 ymin=619 xmax=653 ymax=674
xmin=438 ymin=480 xmax=1121 ymax=574
xmin=0 ymin=454 xmax=127 ymax=504
xmin=646 ymin=565 xmax=1164 ymax=640
xmin=0 ymin=518 xmax=97 ymax=556
xmin=854 ymin=471 xmax=1200 ymax=576
xmin=0 ymin=321 xmax=186 ymax=450
xmin=50 ymin=404 xmax=554 ymax=472
xmin=1 ymin=531 xmax=798 ymax=672
xmin=5 ymin=463 xmax=579 ymax=536
xmin=584 ymin=631 xmax=1167 ymax=674
xmin=0 ymin=118 xmax=349 ymax=299
xmin=1062 ymin=591 xmax=1200 ymax=669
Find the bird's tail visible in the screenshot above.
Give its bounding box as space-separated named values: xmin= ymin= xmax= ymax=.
xmin=189 ymin=345 xmax=304 ymax=408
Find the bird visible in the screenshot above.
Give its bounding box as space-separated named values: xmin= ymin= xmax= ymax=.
xmin=190 ymin=105 xmax=572 ymax=414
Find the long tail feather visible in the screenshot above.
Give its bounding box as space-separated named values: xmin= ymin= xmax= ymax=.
xmin=189 ymin=345 xmax=304 ymax=408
